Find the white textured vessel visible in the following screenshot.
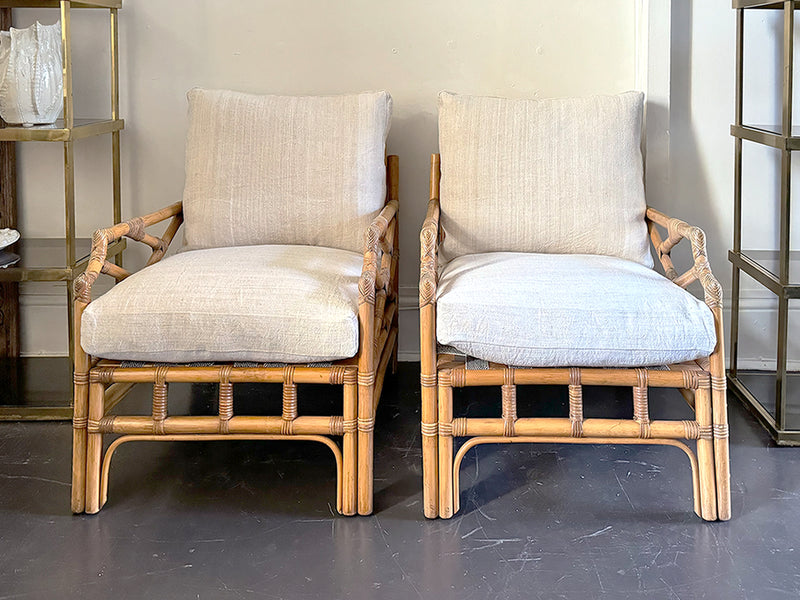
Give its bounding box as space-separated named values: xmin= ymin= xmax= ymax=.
xmin=0 ymin=22 xmax=63 ymax=126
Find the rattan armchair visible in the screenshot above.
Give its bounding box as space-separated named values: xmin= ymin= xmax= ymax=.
xmin=71 ymin=89 xmax=398 ymax=516
xmin=420 ymin=92 xmax=730 ymax=521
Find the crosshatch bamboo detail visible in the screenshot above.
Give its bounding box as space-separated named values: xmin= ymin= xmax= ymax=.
xmin=72 ymin=156 xmax=400 ymax=517
xmin=419 ymin=153 xmax=731 ymax=521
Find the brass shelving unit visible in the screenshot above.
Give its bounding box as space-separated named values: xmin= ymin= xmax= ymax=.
xmin=0 ymin=0 xmax=124 ymax=420
xmin=729 ymin=0 xmax=800 ymax=444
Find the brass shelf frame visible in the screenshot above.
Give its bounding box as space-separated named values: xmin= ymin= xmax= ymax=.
xmin=0 ymin=118 xmax=123 ymax=142
xmin=0 ymin=0 xmax=124 ymax=421
xmin=0 ymin=238 xmax=125 ymax=282
xmin=733 ymin=0 xmax=800 ymax=9
xmin=0 ymin=406 xmax=72 ymax=419
xmin=730 ymin=124 xmax=800 ymax=151
xmin=0 ymin=1 xmax=120 ymax=7
xmin=729 ymin=0 xmax=800 ymax=445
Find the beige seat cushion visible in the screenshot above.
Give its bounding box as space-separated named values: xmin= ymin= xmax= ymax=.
xmin=438 ymin=91 xmax=652 ymax=266
xmin=436 ymin=252 xmax=716 ymax=368
xmin=81 ymin=245 xmax=364 ymax=363
xmin=182 ymin=89 xmax=392 ymax=254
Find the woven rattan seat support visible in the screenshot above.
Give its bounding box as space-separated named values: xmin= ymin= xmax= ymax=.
xmin=420 ymin=154 xmax=731 ymax=521
xmin=74 ymin=157 xmax=399 ymax=517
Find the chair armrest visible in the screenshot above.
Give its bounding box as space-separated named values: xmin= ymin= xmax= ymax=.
xmin=358 ymin=154 xmax=400 ymax=372
xmin=645 ymin=206 xmax=722 ymax=311
xmin=74 ymin=201 xmax=184 ymax=305
xmin=358 ymin=198 xmax=399 ymax=310
xmin=419 ymin=197 xmax=440 ymax=308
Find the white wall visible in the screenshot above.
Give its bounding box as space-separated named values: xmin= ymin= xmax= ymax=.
xmin=14 ymin=0 xmax=638 ymax=357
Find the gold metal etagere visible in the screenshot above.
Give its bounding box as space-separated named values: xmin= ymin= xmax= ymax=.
xmin=729 ymin=0 xmax=800 ymax=444
xmin=0 ymin=0 xmax=124 ymax=420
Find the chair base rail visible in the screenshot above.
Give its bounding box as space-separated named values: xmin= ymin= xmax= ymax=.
xmin=451 ymin=436 xmax=702 ymax=518
xmin=431 ymin=359 xmax=730 ymax=522
xmin=96 ymin=434 xmax=344 ymax=514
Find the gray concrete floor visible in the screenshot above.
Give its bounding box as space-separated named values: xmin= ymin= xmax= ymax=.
xmin=0 ymin=363 xmax=798 ymax=599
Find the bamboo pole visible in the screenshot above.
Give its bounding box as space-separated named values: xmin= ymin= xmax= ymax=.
xmin=104 ymin=415 xmax=343 ymax=436
xmin=710 ymin=305 xmax=731 ymax=521
xmin=420 ymin=154 xmax=441 ymax=518
xmin=342 ymin=382 xmax=357 ymax=516
xmin=438 ymin=373 xmax=454 ymax=518
xmin=71 ymin=299 xmax=89 ymax=513
xmin=91 ymin=366 xmax=345 ymax=385
xmin=694 ymin=387 xmax=718 ymax=521
xmin=449 ymin=417 xmax=699 ymax=440
xmin=388 ymin=155 xmax=400 ymax=373
xmin=455 ymin=367 xmax=707 ymax=389
xmin=85 ymin=382 xmax=105 ymax=514
xmin=355 ymin=161 xmax=400 ymax=516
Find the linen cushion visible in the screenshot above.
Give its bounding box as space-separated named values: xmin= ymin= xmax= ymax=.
xmin=182 ymin=88 xmax=392 ymax=253
xmin=436 ymin=252 xmax=716 ymax=367
xmin=438 ymin=91 xmax=652 ymax=267
xmin=81 ymin=245 xmax=363 ymax=363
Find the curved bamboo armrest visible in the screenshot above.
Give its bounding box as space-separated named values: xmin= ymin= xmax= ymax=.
xmin=420 ymin=154 xmax=442 ymax=310
xmin=419 ymin=197 xmax=440 ymax=308
xmin=645 ymin=206 xmax=722 ymax=311
xmin=74 ymin=201 xmax=184 ymax=304
xmin=357 ymin=155 xmax=400 ymax=370
xmin=359 ymin=198 xmax=399 ymax=306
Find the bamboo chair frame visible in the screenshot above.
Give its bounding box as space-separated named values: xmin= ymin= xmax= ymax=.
xmin=71 ymin=156 xmax=399 ymax=517
xmin=420 ymin=154 xmax=731 ymax=521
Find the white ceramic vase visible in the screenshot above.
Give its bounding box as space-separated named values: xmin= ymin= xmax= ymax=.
xmin=0 ymin=22 xmax=63 ymax=127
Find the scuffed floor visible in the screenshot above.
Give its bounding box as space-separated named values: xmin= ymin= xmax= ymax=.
xmin=0 ymin=363 xmax=797 ymax=599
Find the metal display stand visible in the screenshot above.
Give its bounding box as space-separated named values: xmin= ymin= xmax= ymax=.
xmin=0 ymin=0 xmax=124 ymax=420
xmin=729 ymin=0 xmax=800 ymax=444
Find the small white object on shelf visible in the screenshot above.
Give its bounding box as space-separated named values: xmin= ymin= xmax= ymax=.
xmin=0 ymin=22 xmax=63 ymax=127
xmin=0 ymin=227 xmax=19 ymax=250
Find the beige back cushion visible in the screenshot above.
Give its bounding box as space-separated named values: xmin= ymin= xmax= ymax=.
xmin=182 ymin=89 xmax=392 ymax=253
xmin=438 ymin=91 xmax=652 ymax=266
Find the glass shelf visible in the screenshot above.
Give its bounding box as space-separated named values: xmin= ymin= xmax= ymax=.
xmin=0 ymin=237 xmax=125 ymax=282
xmin=0 ymin=118 xmax=124 ymax=142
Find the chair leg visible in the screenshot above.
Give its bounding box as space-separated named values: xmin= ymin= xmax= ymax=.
xmin=694 ymin=386 xmax=718 ymax=521
xmin=357 ymin=382 xmax=374 ymax=515
xmin=342 ymin=382 xmax=357 ymax=516
xmin=71 ymin=374 xmax=89 ymax=513
xmin=712 ymin=384 xmax=731 ymax=521
xmin=421 ymin=381 xmax=439 ymax=519
xmin=438 ymin=375 xmax=455 ymax=519
xmin=85 ymin=382 xmax=105 ymax=515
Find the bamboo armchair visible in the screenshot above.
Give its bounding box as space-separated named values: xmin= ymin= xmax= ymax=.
xmin=420 ymin=154 xmax=730 ymax=521
xmin=71 ymin=157 xmax=399 ymax=517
